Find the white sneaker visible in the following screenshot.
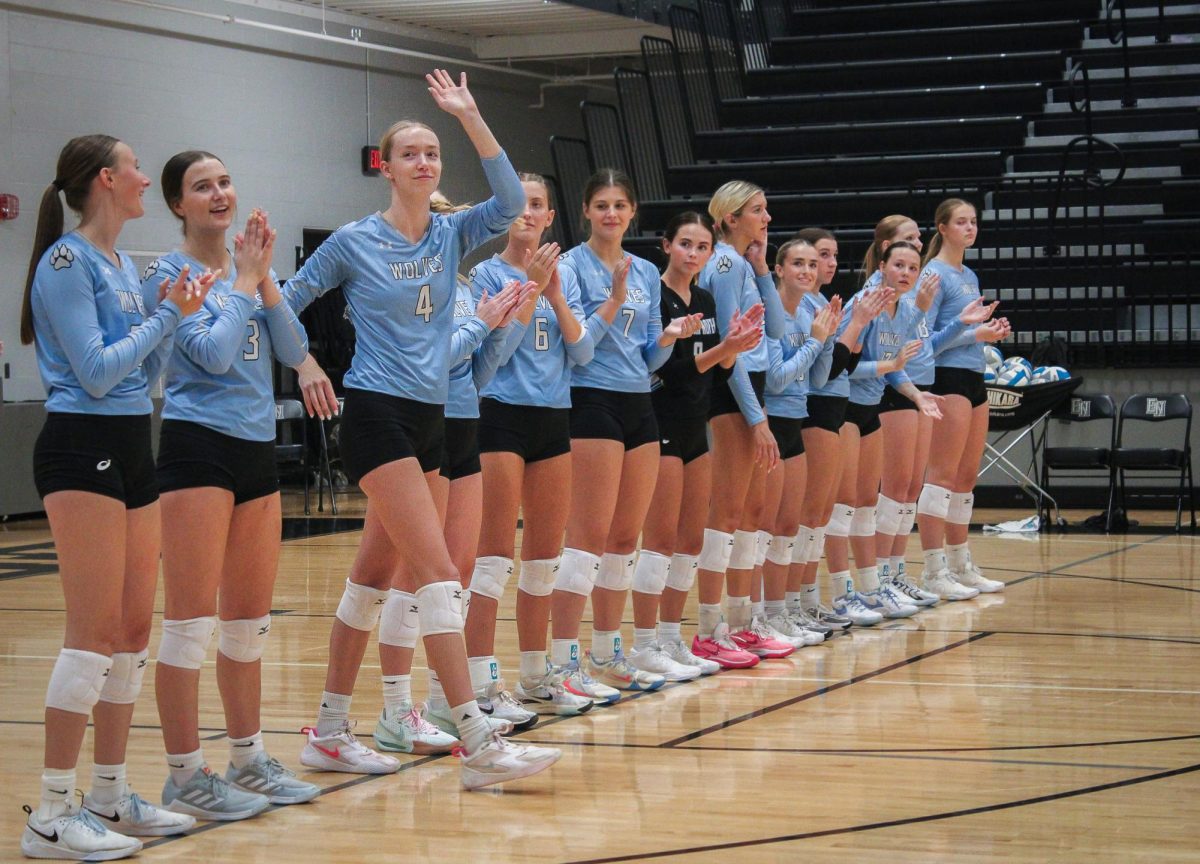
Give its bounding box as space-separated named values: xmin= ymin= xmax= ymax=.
xmin=422 ymin=703 xmax=513 ymax=738
xmin=889 ymin=576 xmax=940 ymax=607
xmin=815 ymin=603 xmax=853 ymax=630
xmin=22 ymin=804 xmax=143 ymax=861
xmin=460 ymin=733 xmax=561 ymax=790
xmin=515 ymin=666 xmax=595 ymax=716
xmin=300 ymin=723 xmax=401 ymax=774
xmin=629 ymin=641 xmax=702 ymax=681
xmin=867 ymin=584 xmax=919 ymax=619
xmin=659 ymin=637 xmax=721 ymax=675
xmin=788 ymin=607 xmax=833 ymax=640
xmin=766 ymin=613 xmax=824 ymax=647
xmin=922 ymin=569 xmax=980 ymax=601
xmin=832 ymin=593 xmax=883 ymax=626
xmin=585 ymin=650 xmax=665 ymax=692
xmin=953 ymin=560 xmax=1005 ymax=593
xmin=479 ymin=681 xmax=539 ymax=732
xmin=84 ymin=790 xmax=196 ymax=836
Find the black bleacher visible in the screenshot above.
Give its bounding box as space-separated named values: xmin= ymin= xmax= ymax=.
xmin=549 ymin=0 xmax=1200 ymax=366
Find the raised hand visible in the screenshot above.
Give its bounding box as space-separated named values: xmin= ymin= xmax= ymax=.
xmin=893 ymin=339 xmax=922 ymax=371
xmin=234 ymin=208 xmax=276 ymax=294
xmin=426 ymin=68 xmax=478 ymax=119
xmin=723 ymin=305 xmax=764 ymax=355
xmin=914 ymin=390 xmax=945 ymax=420
xmin=542 ymin=267 xmax=564 ymax=305
xmin=959 ymin=296 xmax=999 ymax=325
xmin=475 ymin=279 xmax=525 ymax=330
xmin=499 ymin=280 xmax=538 ymax=328
xmin=524 ymin=241 xmax=560 ymax=290
xmin=161 ymin=264 xmax=214 ymax=317
xmin=811 ymin=303 xmax=840 ymax=342
xmin=609 ymin=255 xmax=631 ymax=306
xmin=975 ymin=317 xmax=1011 ymax=343
xmin=294 ymin=353 xmax=338 ymax=420
xmin=664 ymin=313 xmax=704 ymax=341
xmin=852 ymin=287 xmax=893 ymax=325
xmin=915 ymin=271 xmax=940 ymax=313
xmin=745 ymin=239 xmax=769 ymax=276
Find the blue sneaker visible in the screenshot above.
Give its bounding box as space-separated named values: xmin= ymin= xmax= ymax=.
xmin=225 ymin=753 xmax=320 ymax=805
xmin=832 ymin=593 xmax=883 ymax=626
xmin=163 ymin=766 xmax=270 ymax=821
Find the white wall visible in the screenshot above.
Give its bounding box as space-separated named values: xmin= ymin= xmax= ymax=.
xmin=0 ymin=0 xmax=587 ymax=401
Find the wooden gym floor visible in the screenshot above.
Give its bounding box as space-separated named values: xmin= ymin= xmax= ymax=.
xmin=0 ymin=495 xmax=1197 ymax=862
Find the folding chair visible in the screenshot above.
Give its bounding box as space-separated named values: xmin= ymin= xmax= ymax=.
xmin=1112 ymin=393 xmax=1196 ymax=532
xmin=275 ymin=399 xmax=310 ymax=515
xmin=1039 ymin=393 xmax=1117 ymax=530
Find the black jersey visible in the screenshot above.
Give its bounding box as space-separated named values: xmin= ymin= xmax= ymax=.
xmin=650 ymin=281 xmax=726 ymax=419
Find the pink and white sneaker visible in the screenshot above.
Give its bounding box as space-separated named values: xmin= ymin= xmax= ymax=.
xmin=730 ymin=618 xmax=796 ymax=659
xmin=691 ymin=622 xmax=760 ymax=669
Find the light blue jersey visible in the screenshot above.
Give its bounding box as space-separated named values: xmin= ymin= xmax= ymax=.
xmin=804 ymin=291 xmax=850 ymax=399
xmin=471 ymin=255 xmax=594 ymax=409
xmin=141 ymin=252 xmax=308 ymax=441
xmin=282 ymin=151 xmax=523 ymax=404
xmin=31 ymin=231 xmax=180 ymax=415
xmin=446 ymin=278 xmax=513 ymax=420
xmin=765 ymin=294 xmax=831 ymax=420
xmin=847 ymin=287 xmax=921 ymax=406
xmin=922 ymin=259 xmax=985 ymax=372
xmin=859 ymin=270 xmax=973 ymax=387
xmin=563 ymin=245 xmax=667 ymax=393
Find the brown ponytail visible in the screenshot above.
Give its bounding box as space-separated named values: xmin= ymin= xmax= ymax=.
xmin=923 ymin=198 xmax=974 ymax=267
xmin=21 ymin=134 xmax=121 ymax=344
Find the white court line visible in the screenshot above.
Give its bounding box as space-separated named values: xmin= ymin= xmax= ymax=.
xmin=716 ymin=675 xmax=1200 ymax=697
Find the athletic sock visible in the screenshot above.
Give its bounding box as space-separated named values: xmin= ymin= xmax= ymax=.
xmin=698 ymin=603 xmax=722 ymax=638
xmin=427 ymin=670 xmax=447 ymax=710
xmin=550 ymin=638 xmax=578 ymax=668
xmin=452 ymin=701 xmax=490 ymax=753
xmin=591 ymin=629 xmax=620 ymax=662
xmin=801 ymin=583 xmax=819 ymax=612
xmin=750 ymin=600 xmax=766 ymax=621
xmin=89 ymin=763 xmax=126 ymax=806
xmin=947 ymin=542 xmax=969 ymax=573
xmin=923 ymin=548 xmax=947 ymax=576
xmin=382 ymin=674 xmax=413 ymax=718
xmin=520 ymin=650 xmax=547 ymax=682
xmin=657 ymin=621 xmax=682 ymax=642
xmin=857 ymin=565 xmax=881 ymax=593
xmin=38 ymin=768 xmax=74 ymax=820
xmin=228 ymin=731 xmax=264 ymax=769
xmin=632 ymin=627 xmax=656 ymax=651
xmin=316 ymin=690 xmax=352 ymax=737
xmin=166 ymin=749 xmax=204 ymax=788
xmin=726 ymin=596 xmax=751 ymax=630
xmin=830 ymin=570 xmax=851 ymax=599
xmin=467 ymin=656 xmax=498 ymax=695
xmin=764 ymin=599 xmax=786 ymax=619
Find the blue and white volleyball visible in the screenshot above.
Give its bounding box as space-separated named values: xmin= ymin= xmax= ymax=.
xmin=983 ymin=369 xmax=997 ymax=383
xmin=1000 ymin=356 xmax=1033 ymax=376
xmin=983 ymin=345 xmax=1004 ymax=370
xmin=1031 ymin=365 xmax=1070 ymax=384
xmin=997 ymin=366 xmax=1031 ymax=387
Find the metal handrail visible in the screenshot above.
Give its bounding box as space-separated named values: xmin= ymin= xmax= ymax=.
xmin=1104 ymin=0 xmax=1138 ymax=107
xmin=1045 ymin=134 xmax=1127 ymax=257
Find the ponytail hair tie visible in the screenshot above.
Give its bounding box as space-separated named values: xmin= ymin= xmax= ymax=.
xmin=52 ymin=179 xmax=64 ymax=192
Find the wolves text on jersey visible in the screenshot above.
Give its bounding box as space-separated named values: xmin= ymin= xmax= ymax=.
xmin=388 ymin=254 xmax=445 ymax=281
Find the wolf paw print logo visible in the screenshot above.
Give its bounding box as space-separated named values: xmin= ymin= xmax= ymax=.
xmin=142 ymin=259 xmax=160 ymax=281
xmin=50 ymin=244 xmax=74 ymax=271
xmin=716 ymin=256 xmax=732 ymax=275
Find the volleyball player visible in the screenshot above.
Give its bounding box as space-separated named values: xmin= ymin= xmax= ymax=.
xmin=918 ymin=200 xmax=1008 ymax=598
xmin=467 ymin=177 xmax=598 ymax=716
xmin=548 ymin=169 xmax=702 ymax=697
xmin=20 ymin=135 xmax=208 ymax=860
xmin=285 ymin=70 xmax=560 ymax=789
xmin=631 ymin=212 xmax=764 ymax=677
xmin=142 ymin=151 xmax=319 ymax=819
xmin=760 ymin=238 xmax=840 ymax=646
xmin=842 ymin=242 xmax=945 ymax=619
xmin=691 ymin=181 xmax=791 ymax=667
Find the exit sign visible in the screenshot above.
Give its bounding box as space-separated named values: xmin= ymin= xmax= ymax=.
xmin=361 ymin=145 xmax=382 ymax=176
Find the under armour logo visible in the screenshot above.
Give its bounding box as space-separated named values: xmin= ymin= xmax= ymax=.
xmin=96 ymin=459 xmax=112 ymax=471
xmin=1146 ymin=397 xmax=1167 ymax=418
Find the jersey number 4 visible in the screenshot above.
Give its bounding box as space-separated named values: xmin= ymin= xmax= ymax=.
xmin=415 ymin=284 xmax=433 ymax=323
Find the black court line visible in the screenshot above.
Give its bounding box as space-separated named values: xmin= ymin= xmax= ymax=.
xmin=1055 ymin=573 xmax=1200 ymax=594
xmin=912 ymin=627 xmax=1200 ymax=647
xmin=559 ymin=761 xmax=1200 ymax=864
xmin=1004 ymin=534 xmax=1169 ymax=586
xmin=658 ymin=632 xmax=994 ymax=748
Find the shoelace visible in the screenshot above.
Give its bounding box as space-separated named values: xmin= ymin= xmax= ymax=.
xmin=404 ymin=707 xmax=441 ymax=736
xmin=74 ymin=808 xmax=109 ymax=837
xmin=125 ymin=792 xmax=149 ymax=824
xmin=259 ymin=755 xmax=295 ymax=782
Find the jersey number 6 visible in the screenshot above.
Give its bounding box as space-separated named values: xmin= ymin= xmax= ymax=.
xmin=534 ymin=317 xmax=550 ymax=351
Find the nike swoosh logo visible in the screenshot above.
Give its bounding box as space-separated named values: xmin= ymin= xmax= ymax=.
xmin=90 ymin=809 xmax=120 ymax=824
xmin=27 ymin=824 xmax=58 ymax=843
xmin=312 ymin=743 xmax=340 ymax=759
xmin=98 ymin=775 xmax=117 ymax=781
xmin=48 ymin=788 xmax=68 ymax=796
xmin=232 ymin=742 xmax=255 ymax=747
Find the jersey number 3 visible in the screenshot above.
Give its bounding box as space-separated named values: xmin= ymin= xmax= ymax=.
xmin=244 ymin=320 xmax=261 ymax=361
xmin=415 ymin=284 xmax=433 ymax=323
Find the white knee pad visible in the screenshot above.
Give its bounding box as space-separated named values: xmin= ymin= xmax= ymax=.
xmin=517 ymin=557 xmax=558 ymax=597
xmin=665 ymin=553 xmax=698 ymax=592
xmin=554 ymin=547 xmax=602 ymax=596
xmin=46 ymin=649 xmax=112 ymax=715
xmin=755 ymin=530 xmax=771 ymax=567
xmin=825 ymin=503 xmax=855 ymax=538
xmin=875 ymin=495 xmax=903 ymax=537
xmin=218 ymin=615 xmax=271 ymax=663
xmin=416 ymin=581 xmax=465 ymax=636
xmin=98 ymin=649 xmax=147 ymax=705
xmin=897 ymin=503 xmax=918 ymax=537
xmin=596 ymin=552 xmax=634 ymax=591
xmin=469 ymin=556 xmax=513 ymax=602
xmin=765 ymin=534 xmax=795 ymax=566
xmin=335 ymin=579 xmax=389 ymax=632
xmin=948 ymin=491 xmax=974 ymax=526
xmin=808 ymin=527 xmax=827 ymax=564
xmin=697 ymin=529 xmax=734 ymax=573
xmin=849 ymin=505 xmax=877 ymax=538
xmin=158 ymin=616 xmax=217 ymax=670
xmin=729 ymin=530 xmax=758 ymax=569
xmin=631 ymin=550 xmax=670 ymax=595
xmin=379 ymin=590 xmax=419 ymax=648
xmin=917 ymin=484 xmax=952 ymax=520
